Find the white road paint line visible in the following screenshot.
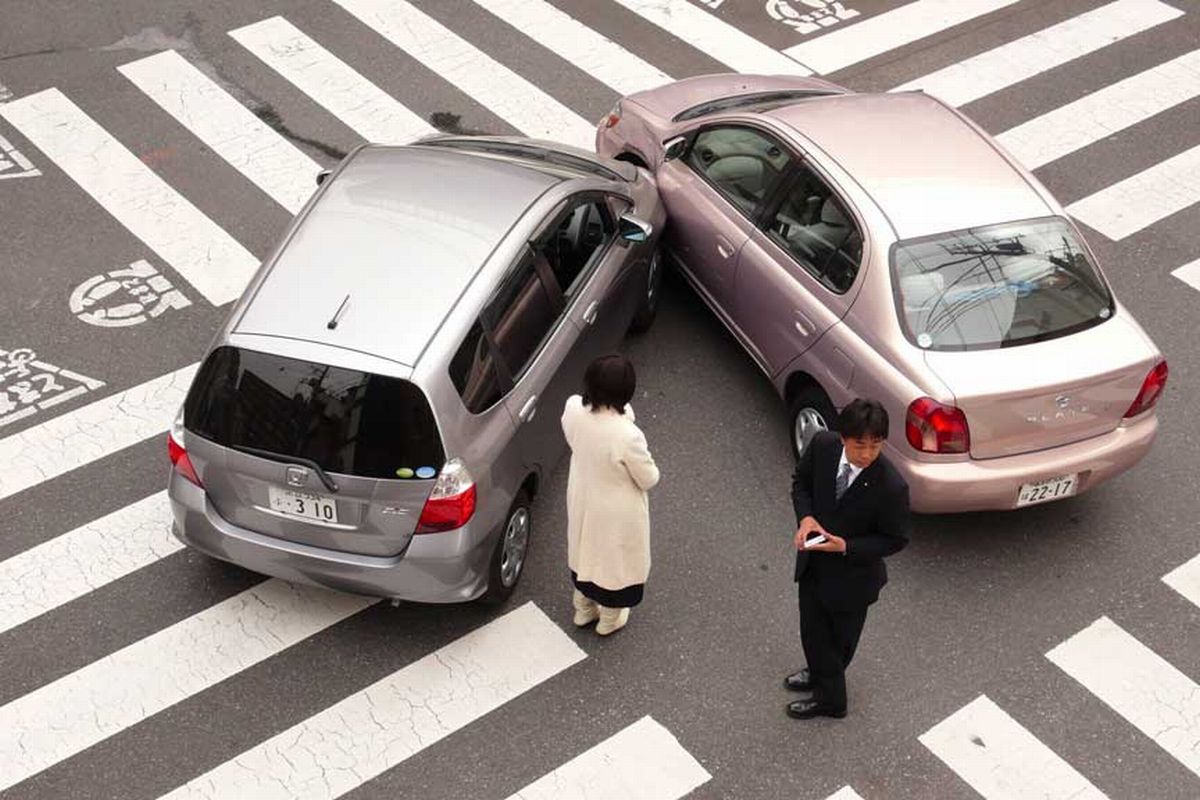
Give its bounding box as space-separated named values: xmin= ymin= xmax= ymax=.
xmin=0 ymin=89 xmax=257 ymax=305
xmin=504 ymin=716 xmax=710 ymax=800
xmin=330 ymin=0 xmax=595 ymax=150
xmin=786 ymin=0 xmax=1021 ymax=76
xmin=0 ymin=492 xmax=179 ymax=636
xmin=893 ymin=0 xmax=1182 ymax=106
xmin=1048 ymin=616 xmax=1200 ymax=779
xmin=118 ymin=50 xmax=320 ymax=214
xmin=825 ymin=788 xmax=867 ymax=800
xmin=0 ymin=132 xmax=41 ymax=179
xmin=1169 ymin=258 xmax=1200 ymax=294
xmin=1066 ymin=143 xmax=1200 ymax=240
xmin=229 ymin=16 xmax=436 ymax=145
xmin=919 ymin=694 xmax=1109 ymax=800
xmin=0 ymin=81 xmax=12 ymax=101
xmin=997 ymin=48 xmax=1200 ymax=170
xmin=1164 ymin=551 xmax=1200 ymax=606
xmin=0 ymin=579 xmax=372 ymax=793
xmin=0 ymin=362 xmax=197 ymax=503
xmin=609 ymin=0 xmax=812 ymax=75
xmin=158 ymin=602 xmax=585 ymax=800
xmin=467 ymin=0 xmax=672 ymax=95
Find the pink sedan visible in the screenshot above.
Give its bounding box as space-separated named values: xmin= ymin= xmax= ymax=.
xmin=597 ymin=74 xmax=1167 ymax=513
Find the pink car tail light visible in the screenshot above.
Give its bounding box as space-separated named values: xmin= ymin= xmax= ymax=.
xmin=906 ymin=397 xmax=970 ymax=454
xmin=416 ymin=459 xmax=477 ymax=533
xmin=1123 ymin=360 xmax=1168 ymax=419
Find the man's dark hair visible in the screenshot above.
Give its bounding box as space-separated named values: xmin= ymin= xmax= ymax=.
xmin=838 ymin=398 xmax=889 ymax=440
xmin=582 ymin=354 xmax=636 ymax=414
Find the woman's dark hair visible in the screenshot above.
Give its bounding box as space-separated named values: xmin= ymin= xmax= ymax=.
xmin=838 ymin=398 xmax=889 ymax=440
xmin=582 ymin=354 xmax=636 ymax=414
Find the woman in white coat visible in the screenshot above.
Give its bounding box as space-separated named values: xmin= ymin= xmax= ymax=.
xmin=561 ymin=355 xmax=660 ymax=636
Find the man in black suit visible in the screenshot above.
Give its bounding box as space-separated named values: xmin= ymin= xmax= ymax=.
xmin=785 ymin=398 xmax=910 ymax=719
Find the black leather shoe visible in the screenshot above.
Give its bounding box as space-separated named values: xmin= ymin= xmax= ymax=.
xmin=786 ymin=699 xmax=847 ymax=720
xmin=783 ymin=668 xmax=813 ymax=692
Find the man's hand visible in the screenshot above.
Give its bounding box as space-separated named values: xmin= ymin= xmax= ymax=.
xmin=794 ymin=516 xmax=828 ymax=550
xmin=804 ymin=533 xmax=847 ymax=554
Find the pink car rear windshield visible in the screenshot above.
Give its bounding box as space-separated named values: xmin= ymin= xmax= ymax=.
xmin=891 ymin=217 xmax=1114 ymax=352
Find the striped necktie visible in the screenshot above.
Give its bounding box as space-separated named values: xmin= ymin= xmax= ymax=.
xmin=835 ymin=462 xmax=853 ymax=501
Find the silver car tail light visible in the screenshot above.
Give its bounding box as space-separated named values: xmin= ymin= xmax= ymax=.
xmin=415 ymin=458 xmax=477 ymax=533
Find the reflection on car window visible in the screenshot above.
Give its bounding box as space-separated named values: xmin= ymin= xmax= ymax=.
xmin=892 ymin=218 xmax=1114 ymax=351
xmin=686 ymin=127 xmax=793 ymax=217
xmin=449 ymin=320 xmax=503 ymax=413
xmin=483 ymin=253 xmax=557 ymax=379
xmin=538 ymin=199 xmax=614 ymax=299
xmin=767 ymin=166 xmax=862 ymax=293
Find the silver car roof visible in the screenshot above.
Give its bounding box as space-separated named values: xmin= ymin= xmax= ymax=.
xmin=234 ymin=145 xmax=561 ymax=367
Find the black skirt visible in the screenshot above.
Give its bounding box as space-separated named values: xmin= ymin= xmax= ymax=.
xmin=571 ymin=571 xmax=644 ymax=608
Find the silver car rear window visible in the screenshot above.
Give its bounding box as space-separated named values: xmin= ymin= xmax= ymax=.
xmin=185 ymin=346 xmax=445 ymax=479
xmin=891 ymin=217 xmax=1114 ymax=352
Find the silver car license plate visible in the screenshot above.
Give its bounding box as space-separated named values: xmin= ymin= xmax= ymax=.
xmin=268 ymin=486 xmax=338 ymax=523
xmin=1016 ymin=474 xmax=1077 ymax=507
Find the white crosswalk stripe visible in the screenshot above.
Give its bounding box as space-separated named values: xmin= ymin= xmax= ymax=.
xmin=785 ymin=0 xmax=1021 ymax=76
xmin=119 ymin=50 xmax=321 ymax=214
xmin=0 ymin=89 xmax=258 ymax=306
xmin=330 ymin=0 xmax=595 ymax=150
xmin=825 ymin=787 xmax=867 ymax=800
xmin=611 ymin=0 xmax=811 ymax=75
xmin=229 ymin=16 xmax=437 ymax=145
xmin=158 ymin=602 xmax=584 ymax=800
xmin=1048 ymin=616 xmax=1200 ymax=780
xmin=0 ymin=491 xmax=178 ymax=636
xmin=0 ymin=363 xmax=196 ymax=503
xmin=504 ymin=716 xmax=710 ymax=800
xmin=467 ymin=0 xmax=672 ymax=96
xmin=0 ymin=579 xmax=373 ymax=793
xmin=893 ymin=0 xmax=1182 ymax=106
xmin=920 ymin=694 xmax=1109 ymax=800
xmin=1066 ymin=143 xmax=1200 ymax=240
xmin=996 ymin=48 xmax=1200 ymax=170
xmin=1172 ymin=258 xmax=1200 ymax=293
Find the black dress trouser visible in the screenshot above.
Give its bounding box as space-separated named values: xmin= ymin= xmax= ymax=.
xmin=798 ymin=579 xmax=869 ymax=712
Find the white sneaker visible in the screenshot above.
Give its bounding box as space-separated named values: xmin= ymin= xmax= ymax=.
xmin=596 ymin=607 xmax=630 ymax=636
xmin=572 ymin=591 xmax=600 ymax=627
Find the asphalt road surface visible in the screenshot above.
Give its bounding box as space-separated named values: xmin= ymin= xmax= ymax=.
xmin=1 ymin=1 xmax=1199 ymax=798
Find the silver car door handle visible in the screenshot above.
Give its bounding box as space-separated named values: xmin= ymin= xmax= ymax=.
xmin=717 ymin=243 xmax=733 ymax=259
xmin=794 ymin=320 xmax=809 ymax=336
xmin=794 ymin=312 xmax=815 ymax=337
xmin=583 ymin=301 xmax=599 ymax=325
xmin=519 ymin=395 xmax=538 ymax=423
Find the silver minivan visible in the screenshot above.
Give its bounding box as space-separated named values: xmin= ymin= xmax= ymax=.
xmin=167 ymin=136 xmax=665 ymax=604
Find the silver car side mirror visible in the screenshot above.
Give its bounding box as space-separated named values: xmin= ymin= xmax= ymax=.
xmin=663 ymin=136 xmax=688 ymax=162
xmin=315 ymin=170 xmax=331 ymax=186
xmin=618 ymin=214 xmax=653 ymax=244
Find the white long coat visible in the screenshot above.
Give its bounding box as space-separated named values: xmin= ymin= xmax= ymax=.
xmin=561 ymin=394 xmax=660 ymax=591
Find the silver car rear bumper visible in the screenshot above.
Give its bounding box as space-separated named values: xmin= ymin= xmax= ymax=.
xmin=168 ymin=474 xmax=494 ymax=603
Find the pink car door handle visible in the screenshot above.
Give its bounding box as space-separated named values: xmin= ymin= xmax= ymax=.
xmin=715 ymin=236 xmax=735 ymax=260
xmin=794 ymin=311 xmax=815 ymax=336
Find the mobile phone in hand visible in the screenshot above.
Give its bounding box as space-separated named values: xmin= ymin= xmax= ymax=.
xmin=803 ymin=533 xmax=828 ymax=548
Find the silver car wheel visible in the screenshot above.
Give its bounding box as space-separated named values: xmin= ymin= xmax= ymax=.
xmin=646 ymin=250 xmax=661 ymax=305
xmin=794 ymin=407 xmax=828 ymax=456
xmin=499 ymin=507 xmax=530 ymax=588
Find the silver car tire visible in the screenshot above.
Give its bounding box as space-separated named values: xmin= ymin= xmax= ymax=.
xmin=788 ymin=385 xmax=838 ymax=460
xmin=481 ymin=492 xmax=531 ymax=605
xmin=628 ymin=247 xmax=663 ymax=335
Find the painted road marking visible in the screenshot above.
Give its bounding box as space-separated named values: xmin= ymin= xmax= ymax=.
xmin=466 ymin=0 xmax=673 ymax=95
xmin=0 ymin=362 xmax=196 ymax=503
xmin=1164 ymin=550 xmax=1200 ymax=607
xmin=920 ymin=694 xmax=1109 ymax=799
xmin=893 ymin=0 xmax=1183 ymax=106
xmin=785 ymin=0 xmax=1021 ymax=76
xmin=504 ymin=716 xmax=710 ymax=800
xmin=69 ymin=260 xmax=191 ymax=328
xmin=0 ymin=89 xmax=258 ymax=306
xmin=997 ymin=48 xmax=1200 ymax=170
xmin=158 ymin=602 xmax=584 ymax=800
xmin=1066 ymin=143 xmax=1200 ymax=240
xmin=1048 ymin=616 xmax=1200 ymax=780
xmin=825 ymin=788 xmax=867 ymax=800
xmin=611 ymin=0 xmax=812 ymax=75
xmin=1171 ymin=258 xmax=1200 ymax=293
xmin=0 ymin=491 xmax=179 ymax=636
xmin=118 ymin=50 xmax=320 ymax=214
xmin=766 ymin=0 xmax=861 ymax=37
xmin=331 ymin=0 xmax=595 ymax=150
xmin=0 ymin=580 xmax=373 ymax=793
xmin=0 ymin=347 xmax=103 ymax=429
xmin=0 ymin=132 xmax=41 ymax=180
xmin=230 ymin=16 xmax=436 ymax=145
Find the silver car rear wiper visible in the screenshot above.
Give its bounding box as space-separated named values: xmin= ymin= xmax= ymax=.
xmin=227 ymin=444 xmax=340 ymax=493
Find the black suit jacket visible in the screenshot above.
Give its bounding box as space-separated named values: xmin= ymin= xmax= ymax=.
xmin=792 ymin=430 xmax=911 ymax=610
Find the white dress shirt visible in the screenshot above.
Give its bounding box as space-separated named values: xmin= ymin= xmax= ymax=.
xmin=837 ymin=448 xmax=864 ymax=489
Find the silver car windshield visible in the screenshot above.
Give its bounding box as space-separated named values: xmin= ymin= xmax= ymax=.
xmin=891 ymin=217 xmax=1114 ymax=352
